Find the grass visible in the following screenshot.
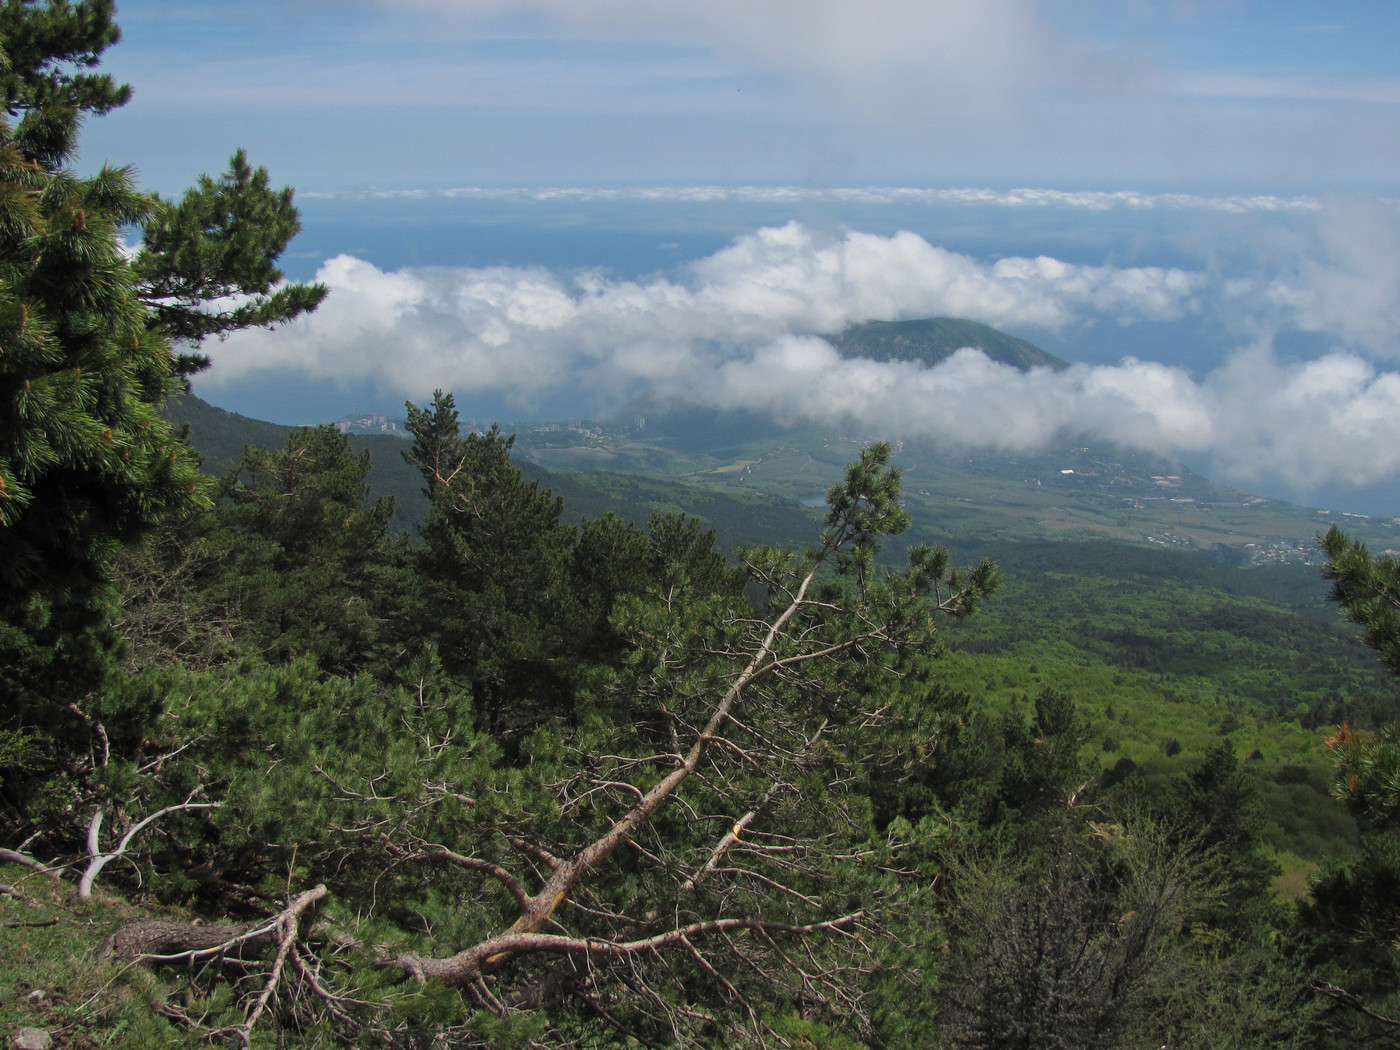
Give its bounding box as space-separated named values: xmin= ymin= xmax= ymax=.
xmin=0 ymin=864 xmax=199 ymax=1049
xmin=1270 ymin=852 xmax=1319 ymax=904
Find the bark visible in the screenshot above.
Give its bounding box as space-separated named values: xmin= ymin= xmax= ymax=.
xmin=103 ymin=885 xmax=328 ymax=963
xmin=101 ymin=918 xmax=275 ymax=961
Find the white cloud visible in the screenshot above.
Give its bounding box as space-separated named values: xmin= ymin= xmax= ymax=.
xmin=664 ymin=342 xmax=1400 ymax=492
xmin=1202 ymin=346 xmax=1400 ymax=489
xmin=1252 ymin=196 xmax=1400 ymax=356
xmin=210 ymin=221 xmax=1201 ymax=397
xmin=701 ymin=341 xmax=1214 ymax=454
xmin=208 ymin=217 xmax=1400 ymax=493
xmin=301 ymin=185 xmax=1323 ymax=214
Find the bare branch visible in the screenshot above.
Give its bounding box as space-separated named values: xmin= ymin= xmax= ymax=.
xmin=682 ymin=781 xmax=782 ymax=893
xmin=393 ymin=911 xmax=866 ymax=987
xmin=428 ymin=847 xmax=532 ymax=913
xmin=1313 ymin=980 xmax=1400 ymax=1028
xmin=0 ymin=848 xmax=61 ymax=880
xmin=78 ymin=795 xmax=222 ymax=898
xmin=236 ymin=884 xmax=328 ymax=1047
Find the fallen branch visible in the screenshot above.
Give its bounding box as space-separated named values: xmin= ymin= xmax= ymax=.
xmin=391 ymin=911 xmax=865 ymax=987
xmin=0 ymin=848 xmax=62 ymax=880
xmin=104 ymin=886 xmax=333 ymax=972
xmin=235 ymin=884 xmax=328 ymax=1047
xmin=102 ymin=917 xmax=279 ymax=963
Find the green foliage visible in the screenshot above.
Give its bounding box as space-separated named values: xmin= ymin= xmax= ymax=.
xmin=1160 ymin=742 xmax=1283 ymax=937
xmin=1320 ymin=524 xmax=1400 ymax=679
xmin=0 ymin=0 xmax=129 ymax=167
xmin=71 ymin=438 xmax=995 ymax=1045
xmin=0 ymin=132 xmax=203 ymax=613
xmin=0 ymin=0 xmax=321 ymax=620
xmin=102 ymin=426 xmax=408 ymax=680
xmin=205 ymin=425 xmax=404 ymax=673
xmin=868 ymin=681 xmax=1090 ymax=837
xmin=1277 ymin=526 xmax=1400 ymax=1044
xmin=405 ymin=393 xmax=581 ymax=731
xmin=0 ymin=1 xmax=326 ymax=901
xmin=932 ymin=820 xmax=1316 ymax=1050
xmin=5 ymin=397 xmax=1368 ymax=1047
xmin=134 ymin=149 xmax=328 ymax=375
xmin=1314 ymin=527 xmax=1400 ymax=830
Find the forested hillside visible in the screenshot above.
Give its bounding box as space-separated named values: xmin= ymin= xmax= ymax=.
xmin=4 ymin=6 xmax=1400 ymax=1049
xmin=835 ymin=316 xmax=1070 ymax=372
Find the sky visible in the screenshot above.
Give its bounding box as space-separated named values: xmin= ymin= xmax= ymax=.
xmin=84 ymin=0 xmax=1400 ymax=193
xmin=73 ymin=1 xmax=1400 ymax=514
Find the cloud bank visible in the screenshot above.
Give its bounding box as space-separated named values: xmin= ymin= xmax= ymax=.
xmin=210 ymin=217 xmax=1400 ymax=495
xmin=303 ymin=185 xmax=1323 ymax=215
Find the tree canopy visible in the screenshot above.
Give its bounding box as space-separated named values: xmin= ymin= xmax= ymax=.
xmin=0 ymin=6 xmax=1391 ymax=1048
xmin=0 ymin=0 xmax=325 ymax=617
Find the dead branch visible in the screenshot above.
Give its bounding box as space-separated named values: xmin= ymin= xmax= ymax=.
xmin=391 ymin=911 xmax=864 ymax=987
xmin=235 ymin=884 xmax=328 ymax=1047
xmin=682 ymin=781 xmax=782 ymax=893
xmin=407 ymin=843 xmax=532 ymax=913
xmin=79 ymin=795 xmax=221 ymax=898
xmin=292 ymin=945 xmax=371 ymax=1027
xmin=1313 ymin=980 xmax=1400 ymax=1028
xmin=0 ymin=848 xmax=62 ymax=881
xmin=103 ymin=916 xmax=280 ymax=963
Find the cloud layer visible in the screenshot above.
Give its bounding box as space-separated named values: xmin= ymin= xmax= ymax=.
xmin=210 ymin=220 xmax=1204 ymax=396
xmin=208 ymin=211 xmax=1400 ymax=495
xmin=302 ymin=185 xmax=1323 ymax=214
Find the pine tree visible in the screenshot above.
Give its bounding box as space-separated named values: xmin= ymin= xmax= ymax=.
xmin=0 ymin=1 xmax=325 ymax=836
xmin=205 ymin=425 xmax=403 ymax=673
xmin=404 ymin=392 xmax=578 ymax=733
xmin=0 ymin=91 xmax=200 ymax=612
xmin=1318 ymin=526 xmax=1400 ymax=823
xmin=0 ymin=0 xmax=325 ymax=616
xmin=1295 ymin=526 xmax=1400 ymax=1039
xmin=133 ymin=149 xmax=328 ymax=375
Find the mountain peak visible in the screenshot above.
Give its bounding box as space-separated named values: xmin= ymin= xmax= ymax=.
xmin=834 ymin=317 xmax=1069 ymax=372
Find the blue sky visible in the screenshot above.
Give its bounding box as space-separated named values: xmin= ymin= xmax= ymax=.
xmin=70 ymin=2 xmax=1400 ymax=514
xmin=83 ymin=1 xmax=1400 ymax=194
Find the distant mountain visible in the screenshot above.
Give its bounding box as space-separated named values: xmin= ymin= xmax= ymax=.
xmin=166 ymin=370 xmax=1400 ymax=566
xmin=834 ymin=317 xmax=1070 ymax=372
xmin=163 ymin=392 xmax=294 ymax=475
xmin=160 ymin=393 xmax=818 ymax=548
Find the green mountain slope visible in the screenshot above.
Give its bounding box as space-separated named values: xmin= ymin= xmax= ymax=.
xmin=835 ymin=317 xmax=1070 ymax=371
xmin=162 ymin=393 xmax=819 ymax=547
xmin=158 ymin=390 xmax=1394 ymax=880
xmin=162 ymin=392 xmax=294 ymax=473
